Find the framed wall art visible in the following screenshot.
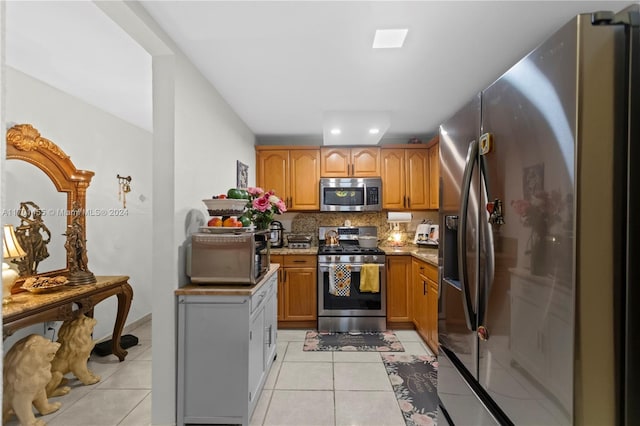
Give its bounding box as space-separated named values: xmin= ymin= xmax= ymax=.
xmin=236 ymin=161 xmax=248 ymax=189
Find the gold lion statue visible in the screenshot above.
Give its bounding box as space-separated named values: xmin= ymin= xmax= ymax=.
xmin=3 ymin=334 xmax=62 ymax=426
xmin=46 ymin=315 xmax=101 ymax=398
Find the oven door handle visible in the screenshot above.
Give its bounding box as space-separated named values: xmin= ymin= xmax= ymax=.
xmin=319 ymin=264 xmax=363 ymax=273
xmin=318 ymin=263 xmax=384 ymax=272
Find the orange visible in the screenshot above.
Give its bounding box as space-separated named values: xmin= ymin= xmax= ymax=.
xmin=207 ymin=217 xmax=223 ymax=227
xmin=222 ymin=217 xmax=238 ymax=227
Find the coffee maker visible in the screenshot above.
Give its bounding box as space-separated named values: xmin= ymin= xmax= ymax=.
xmin=269 ymin=221 xmax=284 ymax=248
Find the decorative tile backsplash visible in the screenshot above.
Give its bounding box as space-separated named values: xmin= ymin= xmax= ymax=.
xmin=276 ymin=211 xmax=439 ymax=246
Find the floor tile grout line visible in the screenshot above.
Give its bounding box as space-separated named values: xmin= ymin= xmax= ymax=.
xmin=116 ymin=390 xmax=151 ymax=426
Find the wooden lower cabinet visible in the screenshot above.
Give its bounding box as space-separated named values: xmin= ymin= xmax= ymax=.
xmin=386 ymin=255 xmax=412 ymax=326
xmin=272 ymin=255 xmax=317 ymax=328
xmin=412 ymin=258 xmax=439 ymax=353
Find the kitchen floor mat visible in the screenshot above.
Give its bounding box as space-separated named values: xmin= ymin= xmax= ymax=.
xmin=381 ymin=353 xmax=438 ymax=426
xmin=303 ymin=330 xmax=404 ymax=351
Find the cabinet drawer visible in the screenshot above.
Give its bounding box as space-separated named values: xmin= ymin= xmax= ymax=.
xmin=251 ymin=274 xmax=276 ymax=314
xmin=424 ymin=263 xmax=438 ymax=283
xmin=283 ymin=255 xmax=316 ymax=267
xmin=416 ymin=260 xmax=438 ymax=282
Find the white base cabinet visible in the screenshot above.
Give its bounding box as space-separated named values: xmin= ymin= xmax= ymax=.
xmin=177 ymin=272 xmax=278 ymax=426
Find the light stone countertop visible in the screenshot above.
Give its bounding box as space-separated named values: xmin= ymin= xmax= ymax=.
xmin=381 ymin=245 xmax=439 ymax=266
xmin=271 ymin=244 xmax=439 ymax=266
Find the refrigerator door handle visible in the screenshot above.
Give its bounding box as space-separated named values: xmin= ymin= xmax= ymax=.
xmin=458 ymin=139 xmax=478 ymax=331
xmin=478 ymin=155 xmax=496 ymax=328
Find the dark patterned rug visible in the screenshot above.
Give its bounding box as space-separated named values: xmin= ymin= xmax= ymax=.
xmin=382 ymin=353 xmax=438 ymax=426
xmin=303 ymin=330 xmax=405 ymax=352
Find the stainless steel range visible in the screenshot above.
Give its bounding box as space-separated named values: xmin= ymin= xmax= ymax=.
xmin=317 ymin=226 xmax=386 ymax=331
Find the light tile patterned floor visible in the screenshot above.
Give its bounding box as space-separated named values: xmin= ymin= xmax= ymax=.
xmin=252 ymin=329 xmax=434 ymax=426
xmin=5 ymin=318 xmax=152 ymax=426
xmin=5 ymin=323 xmax=433 ymax=426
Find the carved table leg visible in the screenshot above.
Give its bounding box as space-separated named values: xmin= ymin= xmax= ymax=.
xmin=112 ymin=282 xmax=134 ymax=361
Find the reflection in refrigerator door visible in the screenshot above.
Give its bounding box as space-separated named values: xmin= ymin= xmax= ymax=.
xmin=437 ymin=5 xmax=639 ymax=425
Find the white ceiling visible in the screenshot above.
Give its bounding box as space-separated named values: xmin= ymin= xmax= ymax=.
xmin=5 ymin=1 xmax=152 ymax=132
xmin=5 ymin=1 xmax=633 ymax=142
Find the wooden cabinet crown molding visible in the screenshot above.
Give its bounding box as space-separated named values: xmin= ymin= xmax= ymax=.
xmin=255 ymin=145 xmax=319 ymax=151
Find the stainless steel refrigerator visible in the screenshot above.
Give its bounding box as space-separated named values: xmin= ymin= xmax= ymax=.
xmin=437 ymin=5 xmax=639 ymax=425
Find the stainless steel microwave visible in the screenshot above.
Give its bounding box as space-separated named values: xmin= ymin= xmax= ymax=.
xmin=320 ymin=177 xmax=382 ymax=212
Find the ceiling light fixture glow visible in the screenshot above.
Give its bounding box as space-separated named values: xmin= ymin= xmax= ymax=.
xmin=330 ymin=128 xmax=341 ymax=135
xmin=373 ymin=29 xmax=408 ymax=49
xmin=369 ymin=128 xmax=380 ymax=134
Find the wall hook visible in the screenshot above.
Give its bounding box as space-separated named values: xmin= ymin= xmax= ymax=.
xmin=117 ymin=175 xmax=132 ymax=209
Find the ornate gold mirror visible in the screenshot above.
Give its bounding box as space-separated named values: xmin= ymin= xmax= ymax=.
xmin=5 ymin=124 xmax=94 ymax=291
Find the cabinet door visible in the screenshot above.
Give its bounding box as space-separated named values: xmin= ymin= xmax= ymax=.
xmin=264 ymin=282 xmax=278 ymax=370
xmin=412 ymin=259 xmax=423 ymax=329
xmin=257 ymin=150 xmax=289 ymax=205
xmin=405 ymin=148 xmax=430 ymax=210
xmin=381 ymin=149 xmax=406 ymax=209
xmin=510 ymin=291 xmax=546 ymax=379
xmin=284 ymin=267 xmax=317 ymax=321
xmin=412 ymin=260 xmax=429 ymax=338
xmin=386 ymin=256 xmax=412 ymax=323
xmin=428 ymin=142 xmax=439 ymax=209
xmin=248 ymin=308 xmax=265 ymax=404
xmin=271 ymin=257 xmax=285 ymax=321
xmin=546 ymin=311 xmax=572 ymax=413
xmin=351 ymin=147 xmax=380 ymax=177
xmin=289 ymin=149 xmax=320 ymax=210
xmin=320 ymin=148 xmax=350 ymax=177
xmin=178 ymin=300 xmax=247 ymax=421
xmin=427 ymin=278 xmax=439 ymax=353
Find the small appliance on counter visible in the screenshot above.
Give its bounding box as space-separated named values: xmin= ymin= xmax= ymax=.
xmin=286 ymin=234 xmax=312 ymax=249
xmin=269 ymin=220 xmax=284 ymax=248
xmin=187 ymin=228 xmax=270 ymax=284
xmin=414 ymin=222 xmax=439 ymax=247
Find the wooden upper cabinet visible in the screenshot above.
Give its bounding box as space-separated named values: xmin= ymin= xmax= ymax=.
xmin=351 ymin=147 xmax=380 ymax=176
xmin=381 ymin=146 xmax=429 ymax=210
xmin=405 ymin=148 xmax=430 ymax=210
xmin=428 ymin=141 xmax=439 ymax=210
xmin=381 ymin=149 xmax=406 ymax=209
xmin=256 ymin=149 xmax=289 ymax=201
xmin=320 ymin=147 xmax=380 ymax=177
xmin=289 ymin=149 xmax=320 ymax=210
xmin=256 ymin=147 xmax=320 ymax=211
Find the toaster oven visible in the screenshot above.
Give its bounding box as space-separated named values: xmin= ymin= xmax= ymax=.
xmin=187 ymin=229 xmax=270 ymax=284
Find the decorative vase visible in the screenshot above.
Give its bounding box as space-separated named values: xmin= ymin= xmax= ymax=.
xmin=530 ymin=228 xmax=554 ymax=276
xmin=530 ymin=232 xmax=546 ymax=276
xmin=254 ymin=217 xmax=271 ymax=230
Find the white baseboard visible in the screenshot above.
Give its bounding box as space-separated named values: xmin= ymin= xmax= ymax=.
xmin=95 ymin=313 xmax=152 ymax=343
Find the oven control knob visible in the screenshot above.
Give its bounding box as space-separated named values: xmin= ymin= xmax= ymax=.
xmin=349 ymin=256 xmax=355 ymax=262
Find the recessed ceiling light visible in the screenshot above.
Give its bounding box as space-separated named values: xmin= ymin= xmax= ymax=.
xmin=369 ymin=128 xmax=380 ymax=134
xmin=330 ymin=128 xmax=341 ymax=135
xmin=373 ymin=29 xmax=408 ymax=49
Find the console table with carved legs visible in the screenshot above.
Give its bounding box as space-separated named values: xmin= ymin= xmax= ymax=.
xmin=2 ymin=275 xmax=133 ymax=361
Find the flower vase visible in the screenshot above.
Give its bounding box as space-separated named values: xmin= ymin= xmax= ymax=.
xmin=530 ymin=231 xmax=548 ymax=276
xmin=254 ymin=218 xmax=271 ymax=231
